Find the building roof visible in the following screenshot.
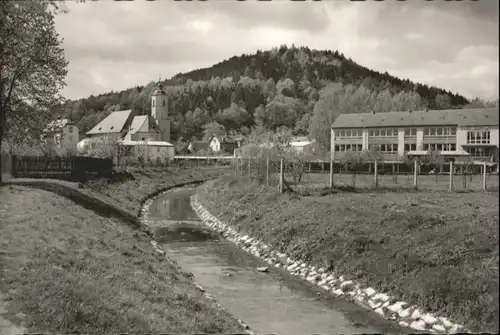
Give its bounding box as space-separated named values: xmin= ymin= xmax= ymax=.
xmin=290 ymin=137 xmax=315 ymax=147
xmin=331 ymin=107 xmax=499 ymax=129
xmin=209 ymin=134 xmax=244 ymax=144
xmin=86 ymin=110 xmax=133 ymax=135
xmin=119 ymin=139 xmax=173 ymax=147
xmin=127 ymin=115 xmax=148 ymax=134
xmin=44 ymin=118 xmax=74 ymax=132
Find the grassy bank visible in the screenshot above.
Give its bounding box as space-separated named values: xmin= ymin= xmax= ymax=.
xmin=0 ymin=183 xmax=243 ymax=334
xmin=85 ymin=166 xmax=229 ymax=214
xmin=197 ymin=175 xmax=499 ymax=332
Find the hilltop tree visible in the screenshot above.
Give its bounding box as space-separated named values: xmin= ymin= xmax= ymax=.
xmin=0 ymin=0 xmax=68 ymax=183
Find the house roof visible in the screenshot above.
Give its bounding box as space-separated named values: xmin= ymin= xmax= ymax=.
xmin=86 ymin=110 xmax=133 ymax=135
xmin=44 ymin=118 xmax=73 ymax=132
xmin=127 ymin=115 xmax=148 ymax=134
xmin=331 ymin=107 xmax=499 ymax=129
xmin=210 ymin=134 xmax=245 ymax=144
xmin=119 ymin=139 xmax=173 ymax=147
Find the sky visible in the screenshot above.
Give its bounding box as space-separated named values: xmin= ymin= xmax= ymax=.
xmin=55 ymin=0 xmax=499 ymax=102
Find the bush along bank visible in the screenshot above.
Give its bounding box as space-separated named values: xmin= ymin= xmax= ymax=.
xmin=190 ymin=194 xmax=467 ymax=334
xmin=140 ymin=188 xmax=254 ymax=335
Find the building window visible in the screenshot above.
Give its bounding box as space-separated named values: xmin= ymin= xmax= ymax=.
xmin=404 ymin=128 xmax=417 ymax=136
xmin=336 ymin=129 xmax=362 ymax=139
xmin=369 ymin=128 xmax=397 ymax=137
xmin=163 ymin=100 xmax=166 ymax=107
xmin=467 ymin=131 xmax=490 ymax=144
xmin=424 ymin=127 xmax=456 ymax=136
xmin=466 ymin=147 xmax=490 ymax=157
xmin=157 ymin=147 xmax=161 ymax=153
xmin=91 ymin=143 xmax=96 ymax=149
xmin=404 ymin=144 xmax=417 ymax=151
xmin=379 ymin=143 xmax=398 ymax=152
xmin=423 ymin=143 xmax=456 ymax=151
xmin=68 ymin=126 xmax=73 ymax=133
xmin=334 ymin=144 xmax=363 ymax=152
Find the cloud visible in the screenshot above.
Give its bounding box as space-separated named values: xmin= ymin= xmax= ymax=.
xmin=55 ymin=1 xmax=499 ymax=102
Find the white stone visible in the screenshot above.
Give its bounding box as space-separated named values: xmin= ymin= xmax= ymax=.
xmin=339 ymin=275 xmax=345 ymax=282
xmin=421 ymin=313 xmax=438 ymax=325
xmin=432 ymin=324 xmax=446 ymax=333
xmin=318 ymin=279 xmax=327 ymax=286
xmin=398 ymin=307 xmax=413 ymax=319
xmin=364 ymin=287 xmax=376 ymax=297
xmin=368 ymin=300 xmax=382 ymax=309
xmin=320 ymin=285 xmax=330 ymax=291
xmin=275 ymin=263 xmax=281 ymax=268
xmin=340 ymin=280 xmax=354 ymax=289
xmin=332 ymin=288 xmax=344 ymax=296
xmin=374 ymin=307 xmax=385 ymax=317
xmin=449 ymin=324 xmax=463 ymax=334
xmin=409 ymin=320 xmax=427 ymax=331
xmin=399 ymin=321 xmax=409 ymax=328
xmin=372 ymin=293 xmax=390 ymax=302
xmin=411 ymin=308 xmax=423 ymax=320
xmin=438 ymin=317 xmax=453 ymax=328
xmin=381 ymin=301 xmax=391 ymax=308
xmin=387 ymin=301 xmax=408 ymax=313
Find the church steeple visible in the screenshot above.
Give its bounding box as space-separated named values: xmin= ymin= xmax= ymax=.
xmin=151 ymin=77 xmax=170 ymax=142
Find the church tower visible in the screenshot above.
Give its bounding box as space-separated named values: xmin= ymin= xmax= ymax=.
xmin=151 ymin=81 xmax=170 ymax=142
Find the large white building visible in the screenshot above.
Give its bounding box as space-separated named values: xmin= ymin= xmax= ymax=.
xmin=331 ymin=107 xmax=499 ymax=167
xmin=77 ymin=81 xmax=174 ymax=163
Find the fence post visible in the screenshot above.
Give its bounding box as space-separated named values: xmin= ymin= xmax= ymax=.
xmin=413 ymin=159 xmax=418 ymax=189
xmin=329 ymin=156 xmax=334 ymax=188
xmin=279 ymin=159 xmax=284 ymax=193
xmin=374 ymin=160 xmax=378 ymax=189
xmin=266 ymin=157 xmax=269 ymax=186
xmin=248 ymin=157 xmax=251 ymax=177
xmin=483 ymin=161 xmax=487 ymax=190
xmin=449 ymin=160 xmax=454 ymax=192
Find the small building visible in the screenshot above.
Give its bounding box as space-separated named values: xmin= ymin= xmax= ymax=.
xmin=208 ymin=134 xmax=245 ymax=154
xmin=290 ymin=136 xmax=316 ymax=154
xmin=42 ymin=118 xmax=79 ymax=153
xmin=187 ymin=141 xmax=210 ymax=154
xmin=330 ymin=107 xmax=499 ymax=169
xmin=118 ymin=140 xmax=174 ymax=165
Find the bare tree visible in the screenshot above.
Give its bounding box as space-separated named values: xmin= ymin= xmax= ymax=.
xmin=340 ymin=150 xmax=367 ymax=188
xmin=0 ymin=0 xmax=68 ymax=183
xmin=424 ymin=149 xmax=445 ymax=184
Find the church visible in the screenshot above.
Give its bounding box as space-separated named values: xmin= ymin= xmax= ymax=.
xmin=77 ymin=81 xmax=175 ymax=163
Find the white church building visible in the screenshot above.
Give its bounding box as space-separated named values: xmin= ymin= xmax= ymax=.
xmin=77 ymin=81 xmax=174 ymax=164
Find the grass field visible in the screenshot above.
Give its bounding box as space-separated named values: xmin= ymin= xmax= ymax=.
xmin=0 ymin=184 xmax=242 ymax=334
xmin=198 ymin=175 xmax=499 ymax=333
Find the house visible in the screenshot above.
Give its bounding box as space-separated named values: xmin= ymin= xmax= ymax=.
xmin=208 ymin=134 xmax=245 ymax=154
xmin=187 ymin=141 xmax=209 ymax=154
xmin=77 ymin=81 xmax=173 ymax=162
xmin=42 ymin=118 xmax=79 ymax=152
xmin=289 ymin=136 xmax=316 ymax=154
xmin=118 ymin=140 xmax=174 ymax=165
xmin=330 ymin=107 xmax=499 ymax=168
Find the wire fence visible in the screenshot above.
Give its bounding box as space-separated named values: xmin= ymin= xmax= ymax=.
xmin=232 ymin=152 xmax=499 ymax=193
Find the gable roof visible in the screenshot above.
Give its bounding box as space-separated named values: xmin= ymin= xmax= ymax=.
xmin=86 ymin=110 xmax=133 ymax=135
xmin=127 ymin=115 xmax=148 ymax=134
xmin=331 ymin=107 xmax=499 ymax=129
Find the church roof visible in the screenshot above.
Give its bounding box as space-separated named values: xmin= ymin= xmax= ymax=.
xmin=86 ymin=110 xmax=133 ymax=135
xmin=126 ymin=115 xmax=160 ymax=136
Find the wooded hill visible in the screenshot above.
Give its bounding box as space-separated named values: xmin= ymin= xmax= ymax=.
xmin=58 ymin=45 xmax=477 ymax=150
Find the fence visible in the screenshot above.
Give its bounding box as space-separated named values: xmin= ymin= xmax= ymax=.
xmin=11 ymin=155 xmax=113 ymax=182
xmin=232 ymin=155 xmax=499 ymax=193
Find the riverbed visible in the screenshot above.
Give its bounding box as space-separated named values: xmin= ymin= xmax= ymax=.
xmin=147 ymin=188 xmax=406 ymax=335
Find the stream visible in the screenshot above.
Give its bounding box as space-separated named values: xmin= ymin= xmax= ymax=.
xmin=147 ymin=188 xmax=406 ymax=335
